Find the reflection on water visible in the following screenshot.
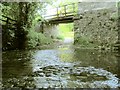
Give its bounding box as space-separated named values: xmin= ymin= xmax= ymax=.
xmin=2 ymin=45 xmax=120 ymax=88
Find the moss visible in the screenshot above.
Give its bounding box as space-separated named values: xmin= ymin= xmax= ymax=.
xmin=74 ymin=8 xmax=118 ymax=50
xmin=74 ymin=36 xmax=98 ymax=48
xmin=110 ymin=12 xmax=118 ymax=21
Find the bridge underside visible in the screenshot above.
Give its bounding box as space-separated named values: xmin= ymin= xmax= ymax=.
xmin=47 ymin=15 xmax=76 ymax=24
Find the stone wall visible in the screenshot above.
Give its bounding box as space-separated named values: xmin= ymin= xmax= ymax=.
xmin=74 ymin=3 xmax=118 ymax=49
xmin=77 ymin=2 xmax=117 ymax=13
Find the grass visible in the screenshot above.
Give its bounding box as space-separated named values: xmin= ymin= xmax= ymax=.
xmin=58 ymin=23 xmax=74 ymax=40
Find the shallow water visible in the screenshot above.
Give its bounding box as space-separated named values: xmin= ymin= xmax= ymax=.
xmin=2 ymin=44 xmax=120 ymax=88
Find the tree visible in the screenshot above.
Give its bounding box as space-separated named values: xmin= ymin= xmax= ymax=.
xmin=1 ymin=1 xmax=55 ymax=50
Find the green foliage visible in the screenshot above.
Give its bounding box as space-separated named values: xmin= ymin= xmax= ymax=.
xmin=59 ymin=0 xmax=79 ymax=5
xmin=2 ymin=28 xmax=15 ymax=50
xmin=110 ymin=12 xmax=118 ymax=21
xmin=2 ymin=2 xmax=19 ymax=20
xmin=56 ymin=35 xmax=64 ymax=40
xmin=75 ymin=36 xmax=100 ymax=48
xmin=77 ymin=37 xmax=89 ymax=45
xmin=118 ymin=1 xmax=120 ymax=8
xmin=59 ymin=23 xmax=73 ymax=32
xmin=0 ymin=3 xmax=2 ymax=17
xmin=59 ymin=23 xmax=74 ymax=38
xmin=1 ymin=2 xmax=54 ymax=50
xmin=52 ymin=0 xmax=79 ymax=7
xmin=25 ymin=27 xmax=53 ymax=49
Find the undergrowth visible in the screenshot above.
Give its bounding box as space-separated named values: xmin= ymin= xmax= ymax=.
xmin=25 ymin=27 xmax=53 ymax=49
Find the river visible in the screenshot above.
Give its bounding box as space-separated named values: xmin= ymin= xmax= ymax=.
xmin=2 ymin=38 xmax=120 ymax=88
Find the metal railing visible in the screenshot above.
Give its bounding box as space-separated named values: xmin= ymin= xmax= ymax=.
xmin=44 ymin=2 xmax=79 ymax=19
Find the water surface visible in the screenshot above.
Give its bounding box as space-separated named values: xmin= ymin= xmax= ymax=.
xmin=2 ymin=44 xmax=120 ymax=88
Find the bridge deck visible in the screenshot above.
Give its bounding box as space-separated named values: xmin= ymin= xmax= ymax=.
xmin=44 ymin=2 xmax=80 ymax=24
xmin=48 ymin=15 xmax=74 ymax=24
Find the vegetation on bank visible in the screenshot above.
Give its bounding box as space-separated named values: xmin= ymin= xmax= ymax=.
xmin=1 ymin=1 xmax=54 ymax=50
xmin=25 ymin=27 xmax=53 ymax=49
xmin=57 ymin=23 xmax=74 ymax=40
xmin=1 ymin=1 xmax=120 ymax=50
xmin=1 ymin=0 xmax=77 ymax=50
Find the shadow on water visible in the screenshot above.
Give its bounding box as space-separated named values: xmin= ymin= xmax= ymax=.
xmin=2 ymin=50 xmax=36 ymax=88
xmin=2 ymin=44 xmax=120 ymax=88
